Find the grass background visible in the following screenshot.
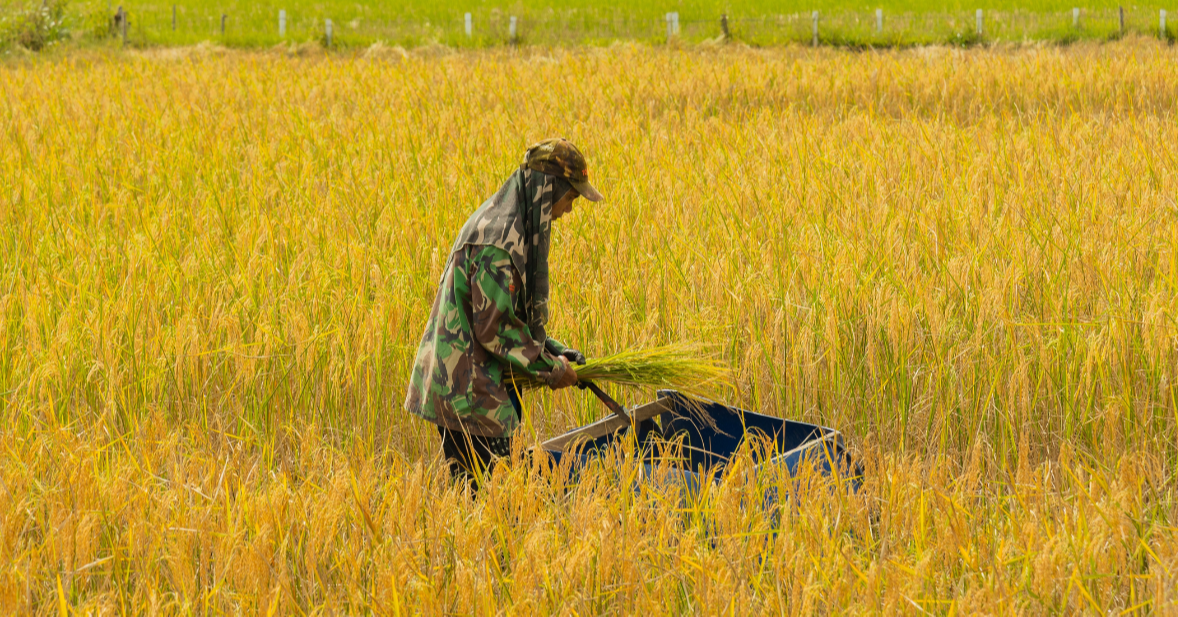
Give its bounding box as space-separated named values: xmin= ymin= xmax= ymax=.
xmin=4 ymin=0 xmax=1176 ymax=49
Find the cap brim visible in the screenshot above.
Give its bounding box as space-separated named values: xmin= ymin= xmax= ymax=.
xmin=570 ymin=179 xmax=604 ymax=202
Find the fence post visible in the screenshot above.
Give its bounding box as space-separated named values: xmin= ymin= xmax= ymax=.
xmin=876 ymin=8 xmax=882 ymax=33
xmin=1073 ymin=8 xmax=1079 ymax=28
xmin=172 ymin=5 xmax=176 ymax=30
xmin=720 ymin=14 xmax=729 ymax=39
xmin=279 ymin=10 xmax=286 ymax=36
xmin=465 ymin=12 xmax=472 ymax=37
xmin=1118 ymin=7 xmax=1124 ymax=35
xmin=812 ymin=11 xmax=819 ymax=46
xmin=975 ymin=9 xmax=983 ymax=36
xmin=221 ymin=13 xmax=226 ymax=35
xmin=509 ymin=15 xmax=517 ymax=43
xmin=325 ymin=18 xmax=332 ymax=47
xmin=1162 ymin=10 xmax=1168 ymax=38
xmin=117 ymin=6 xmax=127 ymax=44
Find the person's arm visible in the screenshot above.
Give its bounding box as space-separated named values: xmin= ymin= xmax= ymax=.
xmin=468 ymin=247 xmax=575 ymax=389
xmin=545 ymin=337 xmax=587 ymax=365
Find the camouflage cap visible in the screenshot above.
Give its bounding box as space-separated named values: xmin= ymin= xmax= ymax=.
xmin=522 ymin=138 xmax=604 ymax=202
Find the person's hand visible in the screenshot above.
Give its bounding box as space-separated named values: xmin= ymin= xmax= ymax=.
xmin=561 ymin=348 xmax=587 ymax=366
xmin=548 ymin=355 xmax=579 ymax=390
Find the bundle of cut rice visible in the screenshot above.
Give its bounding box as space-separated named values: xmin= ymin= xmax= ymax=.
xmin=508 ymin=343 xmax=732 ymax=396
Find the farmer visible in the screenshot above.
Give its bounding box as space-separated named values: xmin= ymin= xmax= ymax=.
xmin=404 ymin=138 xmax=604 ymax=487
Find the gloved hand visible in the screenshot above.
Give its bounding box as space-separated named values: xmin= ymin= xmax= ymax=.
xmin=561 ymin=348 xmax=587 ymax=366
xmin=547 ymin=355 xmax=579 ymax=390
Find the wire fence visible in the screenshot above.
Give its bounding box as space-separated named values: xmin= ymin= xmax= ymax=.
xmin=102 ymin=5 xmax=1178 ymax=48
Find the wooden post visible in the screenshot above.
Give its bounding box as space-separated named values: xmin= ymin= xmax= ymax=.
xmin=325 ymin=18 xmax=333 ymax=47
xmin=1119 ymin=7 xmax=1125 ymax=35
xmin=172 ymin=5 xmax=176 ymax=31
xmin=975 ymin=9 xmax=983 ymax=37
xmin=1162 ymin=10 xmax=1168 ymax=38
xmin=875 ymin=8 xmax=883 ymax=33
xmin=720 ymin=13 xmax=729 ymax=40
xmin=1073 ymin=8 xmax=1079 ymax=29
xmin=220 ymin=13 xmax=226 ymax=35
xmin=509 ymin=15 xmax=517 ymax=43
xmin=812 ymin=11 xmax=819 ymax=47
xmin=117 ymin=6 xmax=127 ymax=44
xmin=279 ymin=9 xmax=286 ymax=37
xmin=464 ymin=12 xmax=472 ymax=37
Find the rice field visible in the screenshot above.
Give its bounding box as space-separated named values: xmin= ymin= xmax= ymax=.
xmin=2 ymin=38 xmax=1177 ymax=612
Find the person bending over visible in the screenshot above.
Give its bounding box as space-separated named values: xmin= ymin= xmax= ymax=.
xmin=404 ymin=138 xmax=604 ymax=488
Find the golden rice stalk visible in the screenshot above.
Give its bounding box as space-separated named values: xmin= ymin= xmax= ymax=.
xmin=509 ymin=343 xmax=733 ymax=395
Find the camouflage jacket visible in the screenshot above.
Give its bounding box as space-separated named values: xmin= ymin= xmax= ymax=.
xmin=403 ymin=245 xmax=569 ymax=437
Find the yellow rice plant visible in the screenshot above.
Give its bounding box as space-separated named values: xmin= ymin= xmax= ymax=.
xmin=508 ymin=343 xmax=733 ymax=395
xmin=0 ymin=38 xmax=1176 ymax=612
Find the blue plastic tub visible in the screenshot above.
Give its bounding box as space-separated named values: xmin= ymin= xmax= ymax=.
xmin=542 ymin=390 xmax=860 ymax=496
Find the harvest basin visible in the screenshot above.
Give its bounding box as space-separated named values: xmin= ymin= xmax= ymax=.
xmin=540 ymin=390 xmax=861 ymax=494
